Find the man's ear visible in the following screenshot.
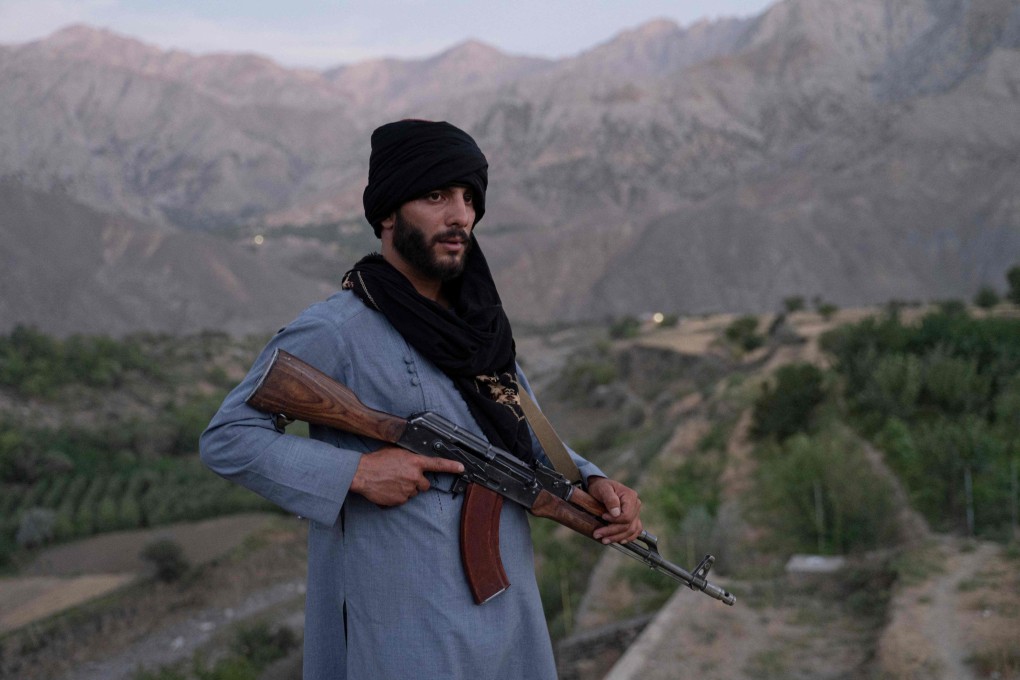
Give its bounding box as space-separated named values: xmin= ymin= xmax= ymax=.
xmin=379 ymin=212 xmax=396 ymax=232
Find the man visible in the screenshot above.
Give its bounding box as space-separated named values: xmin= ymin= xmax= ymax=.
xmin=200 ymin=120 xmax=642 ymax=679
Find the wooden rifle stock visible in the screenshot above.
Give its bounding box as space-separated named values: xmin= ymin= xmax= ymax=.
xmin=247 ymin=350 xmax=408 ymax=444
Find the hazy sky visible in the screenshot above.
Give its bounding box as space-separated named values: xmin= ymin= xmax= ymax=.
xmin=0 ymin=0 xmax=777 ymax=68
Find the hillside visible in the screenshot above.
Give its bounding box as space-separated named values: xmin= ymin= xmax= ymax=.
xmin=0 ymin=179 xmax=332 ymax=336
xmin=3 ymin=304 xmax=1018 ymax=679
xmin=1 ymin=0 xmax=1019 ymax=332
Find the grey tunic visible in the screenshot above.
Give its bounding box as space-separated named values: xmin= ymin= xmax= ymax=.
xmin=200 ymin=289 xmax=602 ymax=680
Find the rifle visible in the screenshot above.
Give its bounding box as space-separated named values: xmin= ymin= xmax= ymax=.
xmin=246 ymin=349 xmax=736 ymax=607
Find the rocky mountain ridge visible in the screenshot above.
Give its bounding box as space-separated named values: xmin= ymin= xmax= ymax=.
xmin=2 ymin=0 xmax=1019 ymax=333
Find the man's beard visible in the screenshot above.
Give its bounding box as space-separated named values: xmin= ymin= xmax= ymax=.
xmin=392 ymin=212 xmax=472 ymax=282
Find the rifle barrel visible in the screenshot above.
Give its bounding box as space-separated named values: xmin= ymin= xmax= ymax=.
xmin=610 ymin=542 xmax=736 ymax=606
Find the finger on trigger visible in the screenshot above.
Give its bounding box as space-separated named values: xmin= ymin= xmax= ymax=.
xmin=423 ymin=457 xmax=465 ymax=475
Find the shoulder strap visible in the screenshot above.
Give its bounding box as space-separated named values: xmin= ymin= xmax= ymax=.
xmin=518 ymin=390 xmax=582 ymax=484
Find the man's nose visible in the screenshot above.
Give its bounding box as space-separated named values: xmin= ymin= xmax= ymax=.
xmin=447 ymin=193 xmax=474 ymax=227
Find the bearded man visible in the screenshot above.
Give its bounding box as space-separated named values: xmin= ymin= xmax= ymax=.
xmin=200 ymin=119 xmax=643 ymax=679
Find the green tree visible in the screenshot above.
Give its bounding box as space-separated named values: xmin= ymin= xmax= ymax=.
xmin=752 ymin=363 xmax=827 ymax=441
xmin=783 ymin=296 xmax=805 ymax=313
xmin=1007 ymin=265 xmax=1020 ymax=305
xmin=817 ymin=302 xmax=839 ymax=320
xmin=974 ymin=286 xmax=1000 ymax=309
xmin=922 ymin=350 xmax=991 ymax=415
xmin=725 ymin=315 xmax=764 ymax=352
xmin=858 ymin=353 xmax=922 ymax=420
xmin=754 ymin=429 xmax=899 ymax=553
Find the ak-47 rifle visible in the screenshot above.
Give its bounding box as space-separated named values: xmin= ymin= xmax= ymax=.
xmin=246 ymin=349 xmax=735 ymax=607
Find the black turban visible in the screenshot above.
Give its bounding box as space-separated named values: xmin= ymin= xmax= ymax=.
xmin=362 ymin=120 xmax=488 ymax=237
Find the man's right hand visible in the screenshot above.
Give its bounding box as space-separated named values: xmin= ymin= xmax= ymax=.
xmin=350 ymin=447 xmax=465 ymax=507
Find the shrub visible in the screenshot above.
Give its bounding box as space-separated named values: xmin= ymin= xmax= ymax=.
xmin=141 ymin=538 xmax=190 ymax=582
xmin=0 ymin=429 xmax=73 ymax=484
xmin=96 ymin=496 xmax=120 ymax=532
xmin=0 ymin=530 xmax=17 ymax=568
xmin=167 ymin=395 xmax=228 ymax=456
xmin=994 ymin=376 xmax=1020 ymax=436
xmin=16 ymin=507 xmax=57 ymax=548
xmin=725 ymin=316 xmax=764 ymax=352
xmin=200 ymin=658 xmax=258 ymax=680
xmin=231 ymin=621 xmax=298 ymax=668
xmin=53 ymin=506 xmax=76 ymax=541
xmin=131 ymin=666 xmax=188 ymax=680
xmin=608 ymin=316 xmax=641 ymax=339
xmin=974 ymin=286 xmax=1000 ymax=309
xmin=1007 ymin=264 xmax=1020 ymax=305
xmin=557 ymin=355 xmax=617 ymax=400
xmin=120 ymin=496 xmax=142 ymax=529
xmin=817 ymin=303 xmax=839 ymax=320
xmin=0 ymin=326 xmax=167 ymax=397
xmin=936 ymin=299 xmax=968 ymax=316
xmin=41 ymin=475 xmax=70 ymax=508
xmin=752 ymin=363 xmax=827 ymax=441
xmin=783 ymin=296 xmax=805 ymax=313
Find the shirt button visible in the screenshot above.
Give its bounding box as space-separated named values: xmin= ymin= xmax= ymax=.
xmin=403 ymin=355 xmax=414 ymax=364
xmin=411 ymin=377 xmax=420 ymax=386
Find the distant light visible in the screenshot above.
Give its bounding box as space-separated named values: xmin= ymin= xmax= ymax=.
xmin=652 ymin=312 xmax=665 ymax=324
xmin=253 ymin=234 xmax=265 ymax=245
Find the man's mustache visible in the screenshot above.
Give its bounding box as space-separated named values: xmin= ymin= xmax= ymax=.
xmin=433 ymin=229 xmax=470 ymax=244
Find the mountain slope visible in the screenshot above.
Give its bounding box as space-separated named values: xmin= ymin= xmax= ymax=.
xmin=1 ymin=0 xmax=1019 ymax=330
xmin=0 ymin=179 xmax=329 ymax=336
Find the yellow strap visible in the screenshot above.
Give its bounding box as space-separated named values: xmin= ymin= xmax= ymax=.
xmin=519 ymin=390 xmax=582 ymax=484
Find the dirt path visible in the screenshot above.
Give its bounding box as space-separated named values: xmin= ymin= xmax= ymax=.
xmin=877 ymin=538 xmax=1014 ymax=680
xmin=0 ymin=574 xmax=136 ymax=634
xmin=920 ymin=545 xmax=985 ymax=680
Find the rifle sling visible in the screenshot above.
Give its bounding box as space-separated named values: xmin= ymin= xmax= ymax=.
xmin=518 ymin=390 xmax=582 ymax=485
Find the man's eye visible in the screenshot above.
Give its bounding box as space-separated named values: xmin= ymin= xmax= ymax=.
xmin=463 ymin=192 xmax=473 ymax=204
xmin=425 ymin=191 xmax=442 ymax=201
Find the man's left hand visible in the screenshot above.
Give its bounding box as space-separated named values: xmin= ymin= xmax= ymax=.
xmin=586 ymin=477 xmax=643 ymax=544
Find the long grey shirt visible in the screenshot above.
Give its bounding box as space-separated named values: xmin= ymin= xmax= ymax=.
xmin=199 ymin=289 xmax=602 ymax=679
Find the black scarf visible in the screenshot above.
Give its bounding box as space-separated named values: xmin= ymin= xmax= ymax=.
xmin=342 ymin=239 xmax=534 ymax=463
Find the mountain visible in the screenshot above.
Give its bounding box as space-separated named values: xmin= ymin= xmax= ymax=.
xmin=0 ymin=179 xmax=330 ymax=336
xmin=1 ymin=0 xmax=1019 ymax=332
xmin=324 ymin=40 xmax=553 ymax=112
